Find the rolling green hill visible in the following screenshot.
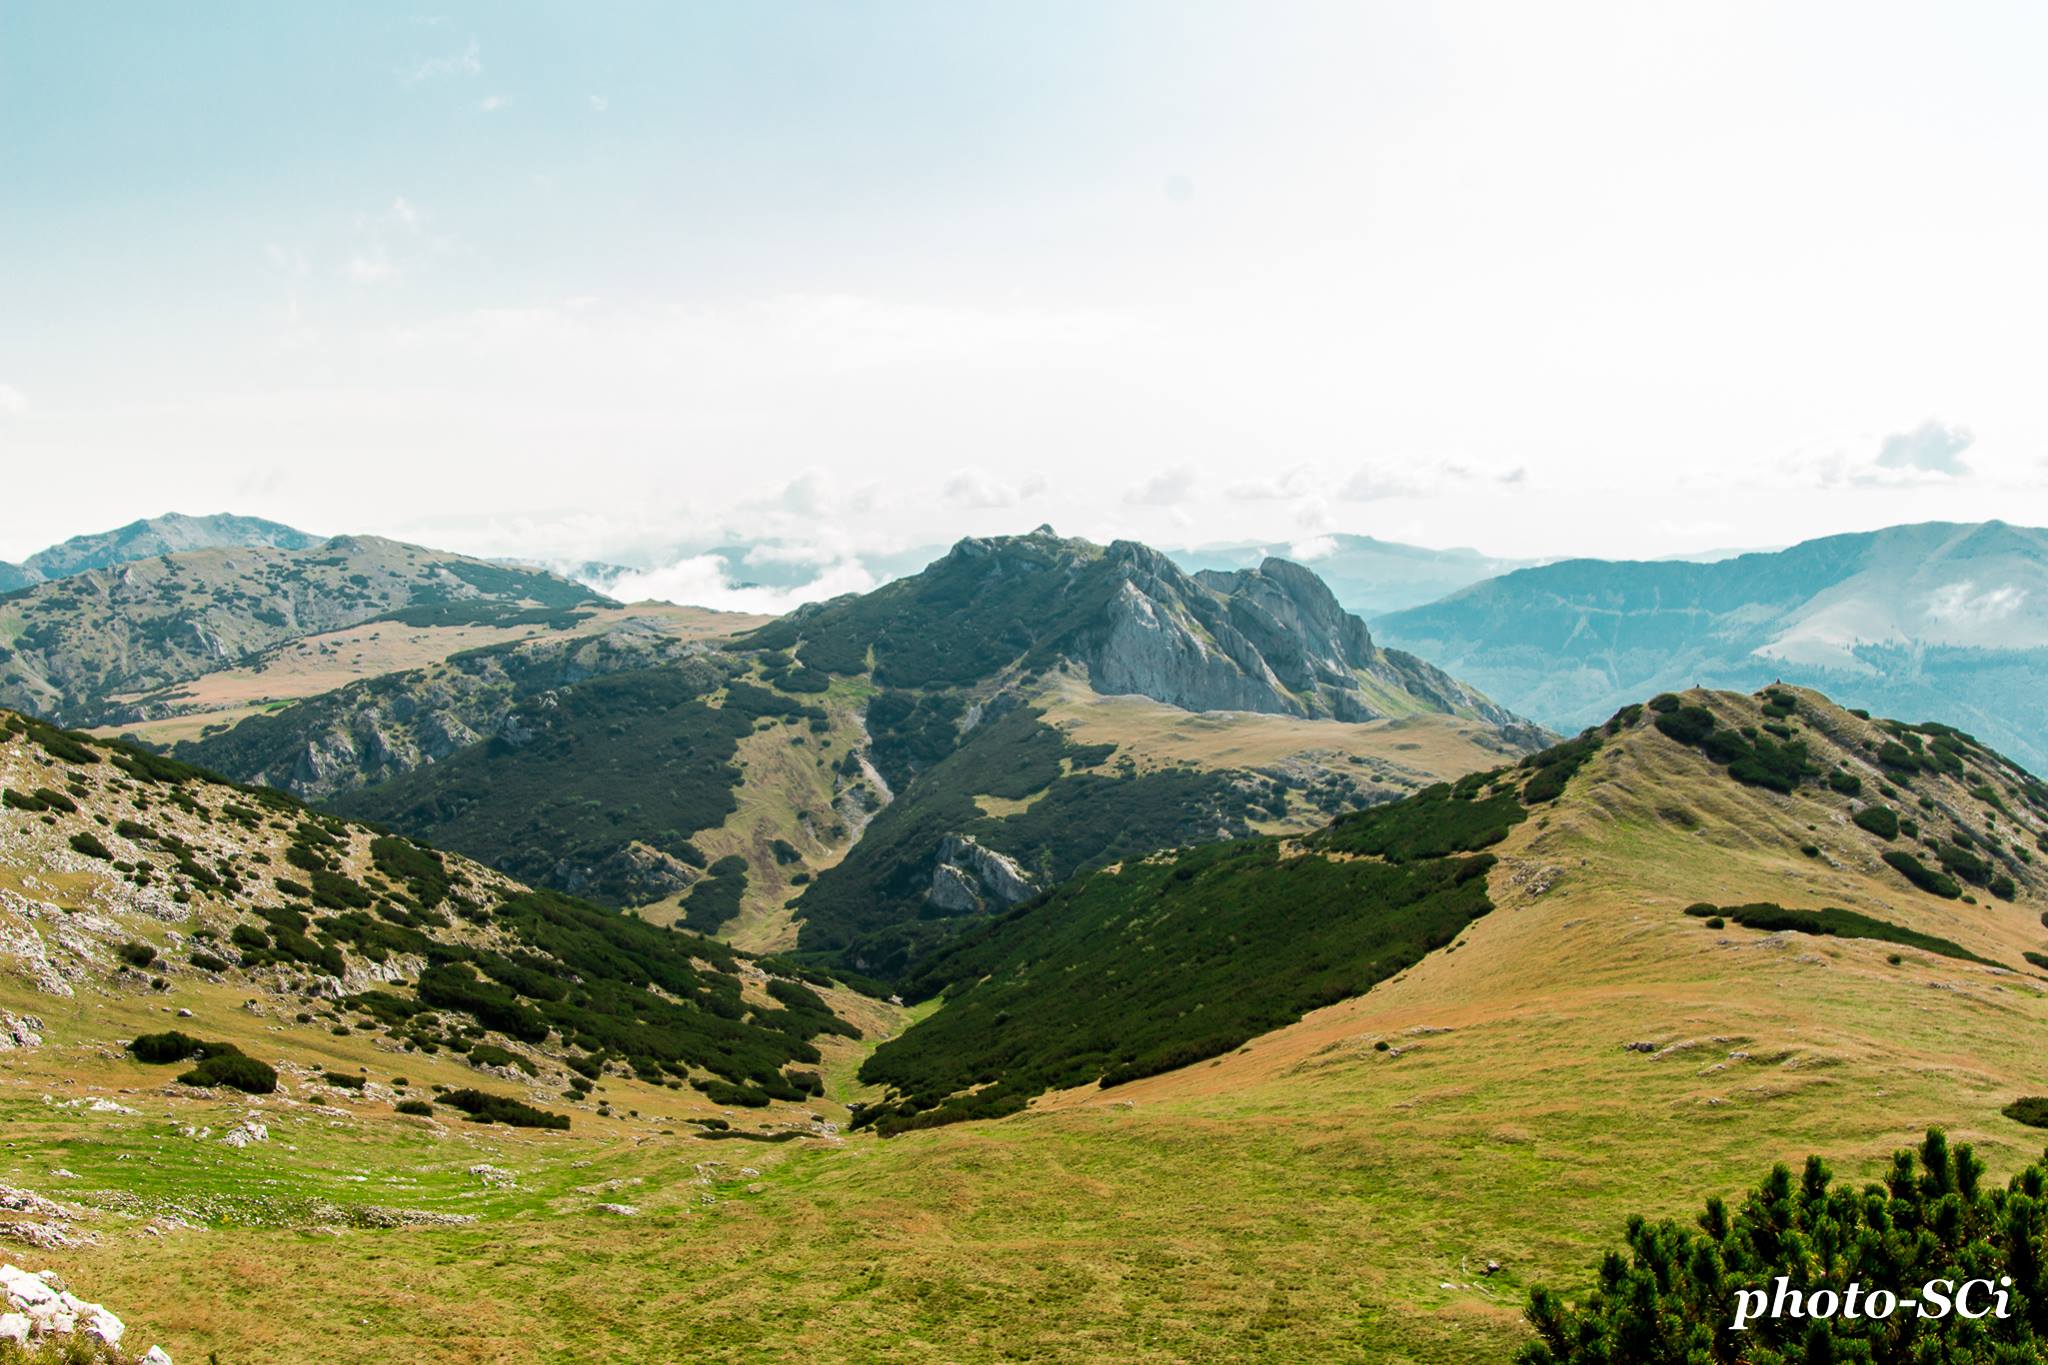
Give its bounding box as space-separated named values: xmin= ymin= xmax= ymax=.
xmin=853 ymin=682 xmax=2048 ymax=1144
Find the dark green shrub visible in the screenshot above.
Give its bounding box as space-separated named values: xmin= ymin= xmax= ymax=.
xmin=30 ymin=787 xmax=76 ymax=813
xmin=395 ymin=1099 xmax=433 ymax=1116
xmin=1798 ymin=844 xmax=1819 ymax=858
xmin=178 ymin=1053 xmax=278 ymax=1094
xmin=1647 ymin=693 xmax=1681 ymax=713
xmin=117 ymin=942 xmax=157 ymax=968
xmin=1654 ymin=706 xmax=1716 ymax=745
xmin=1826 ymin=769 xmax=1862 ymax=796
xmin=1882 ymin=850 xmax=1961 ymax=899
xmin=189 ymin=950 xmax=230 ymax=973
xmin=1518 ymin=1130 xmax=2045 ymax=1364
xmin=2006 ymin=1097 xmax=2048 ymax=1127
xmin=128 ymin=1030 xmax=214 ymax=1063
xmin=1852 ymin=805 xmax=1899 ymax=839
xmin=1684 ymin=901 xmax=1989 ymax=963
xmin=1934 ymin=840 xmax=1991 ymax=886
xmin=437 ymin=1087 xmax=569 ymax=1130
xmin=68 ymin=831 xmax=113 ymax=860
xmin=1704 ymin=916 xmax=1726 ymax=929
xmin=322 ymin=1071 xmax=366 ymax=1090
xmin=692 ymin=1078 xmax=773 ymax=1108
xmin=2025 ymin=951 xmax=2048 ymax=972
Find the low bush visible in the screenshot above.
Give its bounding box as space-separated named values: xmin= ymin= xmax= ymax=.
xmin=117 ymin=942 xmax=157 ymax=968
xmin=1851 ymin=805 xmax=1899 ymax=839
xmin=2006 ymin=1097 xmax=2048 ymax=1127
xmin=68 ymin=831 xmax=113 ymax=860
xmin=1684 ymin=901 xmax=1992 ymax=964
xmin=127 ymin=1030 xmax=221 ymax=1064
xmin=1882 ymin=849 xmax=1962 ymax=899
xmin=188 ymin=949 xmax=231 ymax=973
xmin=179 ymin=1053 xmax=278 ymax=1094
xmin=694 ymin=1128 xmax=803 ymax=1143
xmin=395 ymin=1099 xmax=434 ymax=1116
xmin=322 ymin=1071 xmax=366 ymax=1090
xmin=437 ymin=1087 xmax=570 ymax=1130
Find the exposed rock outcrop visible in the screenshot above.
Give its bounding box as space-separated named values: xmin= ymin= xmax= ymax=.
xmin=927 ymin=835 xmax=1038 ymax=915
xmin=1 ymin=1261 xmax=171 ymax=1360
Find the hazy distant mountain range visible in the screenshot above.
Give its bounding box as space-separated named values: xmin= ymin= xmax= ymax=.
xmin=1172 ymin=534 xmax=1544 ymax=617
xmin=0 ymin=512 xmax=320 ymax=591
xmin=1375 ymin=520 xmax=2048 ymax=771
xmin=13 ymin=512 xmax=2048 ymax=771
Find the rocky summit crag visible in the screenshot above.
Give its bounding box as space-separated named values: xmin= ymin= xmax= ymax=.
xmin=758 ymin=526 xmax=1532 ymax=730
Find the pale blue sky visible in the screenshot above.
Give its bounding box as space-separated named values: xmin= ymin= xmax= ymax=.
xmin=4 ymin=3 xmax=2047 ymax=604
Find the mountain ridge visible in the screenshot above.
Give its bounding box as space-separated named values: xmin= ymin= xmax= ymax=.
xmin=0 ymin=512 xmax=322 ymax=592
xmin=1375 ymin=519 xmax=2048 ymax=771
xmin=0 ymin=534 xmax=612 ymax=726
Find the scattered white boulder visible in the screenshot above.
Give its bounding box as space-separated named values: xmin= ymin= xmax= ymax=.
xmin=0 ymin=1011 xmax=42 ymax=1051
xmin=0 ymin=1263 xmax=165 ymax=1358
xmin=220 ymin=1118 xmax=269 ymax=1148
xmin=595 ymin=1203 xmax=639 ymax=1216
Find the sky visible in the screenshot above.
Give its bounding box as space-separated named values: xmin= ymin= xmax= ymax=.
xmin=4 ymin=2 xmax=2047 ymax=608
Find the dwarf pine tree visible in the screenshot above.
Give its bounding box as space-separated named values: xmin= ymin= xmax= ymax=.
xmin=1521 ymin=1129 xmax=2048 ymax=1363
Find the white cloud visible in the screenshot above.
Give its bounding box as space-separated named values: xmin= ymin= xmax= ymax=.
xmin=1224 ymin=465 xmax=1318 ymax=501
xmin=942 ymin=471 xmax=1046 ymax=509
xmin=1125 ymin=467 xmax=1198 ymax=507
xmin=741 ymin=541 xmax=840 ymax=568
xmin=1791 ymin=418 xmax=1978 ymax=489
xmin=479 ymin=94 xmax=510 ymax=113
xmin=1926 ymin=581 xmax=2027 ymax=625
xmin=588 ymin=94 xmax=609 ymax=113
xmin=1875 ymin=418 xmax=1973 ymax=475
xmin=400 ymin=37 xmax=481 ymax=84
xmin=1288 ymin=535 xmax=1337 ymax=561
xmin=0 ymin=384 xmax=24 ymax=415
xmin=1338 ymin=464 xmax=1426 ymax=501
xmin=603 ymin=553 xmax=876 ymax=613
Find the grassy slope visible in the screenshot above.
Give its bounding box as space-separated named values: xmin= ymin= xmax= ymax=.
xmin=12 ymin=687 xmax=2048 ymax=1363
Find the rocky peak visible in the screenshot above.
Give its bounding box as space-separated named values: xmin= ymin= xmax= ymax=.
xmin=747 ymin=527 xmax=1531 ymax=731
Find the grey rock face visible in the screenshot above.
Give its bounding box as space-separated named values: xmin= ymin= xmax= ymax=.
xmin=1077 ymin=542 xmax=1525 ymax=727
xmin=927 ymin=834 xmax=1038 ymax=915
xmin=551 ymin=843 xmax=701 ymax=904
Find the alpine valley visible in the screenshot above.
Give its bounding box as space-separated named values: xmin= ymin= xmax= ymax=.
xmin=10 ymin=514 xmax=2048 ymax=1363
